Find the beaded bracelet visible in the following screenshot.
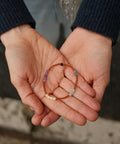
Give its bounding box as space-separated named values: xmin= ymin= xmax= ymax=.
xmin=43 ymin=63 xmax=78 ymax=100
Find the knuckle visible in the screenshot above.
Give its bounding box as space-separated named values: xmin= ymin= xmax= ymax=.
xmin=77 ymin=103 xmax=86 ymax=114
xmin=22 ymin=92 xmax=33 ymax=105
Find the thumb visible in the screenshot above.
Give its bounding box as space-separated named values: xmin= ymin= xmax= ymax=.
xmin=11 ymin=77 xmax=44 ymax=114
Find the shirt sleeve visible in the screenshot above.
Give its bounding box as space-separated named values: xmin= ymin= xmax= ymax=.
xmin=0 ymin=0 xmax=35 ymax=35
xmin=72 ymin=0 xmax=120 ymax=44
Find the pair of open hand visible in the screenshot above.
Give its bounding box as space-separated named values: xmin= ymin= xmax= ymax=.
xmin=0 ymin=24 xmax=112 ymax=127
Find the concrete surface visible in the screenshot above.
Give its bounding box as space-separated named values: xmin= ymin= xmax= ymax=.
xmin=33 ymin=118 xmax=120 ymax=144
xmin=0 ymin=97 xmax=120 ymax=144
xmin=0 ymin=98 xmax=32 ymax=133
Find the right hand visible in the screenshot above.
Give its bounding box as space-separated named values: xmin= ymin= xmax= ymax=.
xmin=1 ymin=25 xmax=100 ymax=126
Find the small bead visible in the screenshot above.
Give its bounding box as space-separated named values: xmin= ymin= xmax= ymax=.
xmin=46 ymin=70 xmax=49 ymax=75
xmin=60 ymin=63 xmax=63 ymax=66
xmin=72 ymin=89 xmax=75 ymax=94
xmin=43 ymin=76 xmax=47 ymax=82
xmin=45 ymin=94 xmax=56 ymax=100
xmin=69 ymin=92 xmax=72 ymax=96
xmin=45 ymin=94 xmax=49 ymax=98
xmin=69 ymin=89 xmax=75 ymax=96
xmin=53 ymin=97 xmax=56 ymax=100
xmin=43 ymin=70 xmax=49 ymax=82
xmin=74 ymin=70 xmax=78 ymax=76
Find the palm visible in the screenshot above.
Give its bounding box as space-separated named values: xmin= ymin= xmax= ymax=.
xmin=5 ymin=27 xmax=64 ymax=125
xmin=60 ymin=27 xmax=112 ymax=103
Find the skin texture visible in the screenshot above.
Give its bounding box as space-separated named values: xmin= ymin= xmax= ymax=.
xmin=0 ymin=25 xmax=101 ymax=127
xmin=60 ymin=27 xmax=112 ymax=104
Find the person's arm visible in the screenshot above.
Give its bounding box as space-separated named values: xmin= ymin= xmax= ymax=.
xmin=0 ymin=0 xmax=35 ymax=36
xmin=60 ymin=0 xmax=119 ymax=105
xmin=72 ymin=0 xmax=120 ymax=44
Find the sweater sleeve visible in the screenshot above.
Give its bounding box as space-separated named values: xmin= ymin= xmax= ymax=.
xmin=0 ymin=0 xmax=35 ymax=35
xmin=72 ymin=0 xmax=120 ymax=43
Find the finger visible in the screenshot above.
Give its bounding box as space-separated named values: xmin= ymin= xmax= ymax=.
xmin=32 ymin=107 xmax=50 ymax=126
xmin=64 ymin=67 xmax=96 ymax=97
xmin=41 ymin=96 xmax=87 ymax=126
xmin=59 ymin=77 xmax=101 ymax=112
xmin=13 ymin=78 xmax=44 ymax=114
xmin=32 ymin=107 xmax=60 ymax=127
xmin=54 ymin=87 xmax=98 ymax=121
xmin=41 ymin=111 xmax=60 ymax=127
xmin=45 ymin=62 xmax=64 ymax=93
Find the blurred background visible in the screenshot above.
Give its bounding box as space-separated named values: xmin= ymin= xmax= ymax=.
xmin=0 ymin=0 xmax=120 ymax=144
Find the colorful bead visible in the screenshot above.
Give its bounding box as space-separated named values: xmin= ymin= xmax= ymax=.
xmin=45 ymin=94 xmax=49 ymax=98
xmin=43 ymin=70 xmax=49 ymax=82
xmin=69 ymin=89 xmax=75 ymax=96
xmin=74 ymin=70 xmax=78 ymax=76
xmin=60 ymin=63 xmax=63 ymax=66
xmin=45 ymin=94 xmax=56 ymax=101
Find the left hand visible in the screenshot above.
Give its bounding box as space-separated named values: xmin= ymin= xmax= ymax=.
xmin=60 ymin=27 xmax=112 ymax=106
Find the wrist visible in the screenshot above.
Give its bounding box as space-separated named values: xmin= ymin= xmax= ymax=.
xmin=1 ymin=24 xmax=31 ymax=47
xmin=60 ymin=27 xmax=112 ymax=59
xmin=74 ymin=27 xmax=112 ymax=47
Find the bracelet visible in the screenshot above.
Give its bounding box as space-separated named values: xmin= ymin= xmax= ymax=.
xmin=43 ymin=63 xmax=78 ymax=100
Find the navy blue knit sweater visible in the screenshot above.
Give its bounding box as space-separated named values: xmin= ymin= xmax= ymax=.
xmin=0 ymin=0 xmax=120 ymax=43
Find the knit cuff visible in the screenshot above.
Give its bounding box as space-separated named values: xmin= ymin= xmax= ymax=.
xmin=72 ymin=0 xmax=120 ymax=44
xmin=0 ymin=0 xmax=35 ymax=35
